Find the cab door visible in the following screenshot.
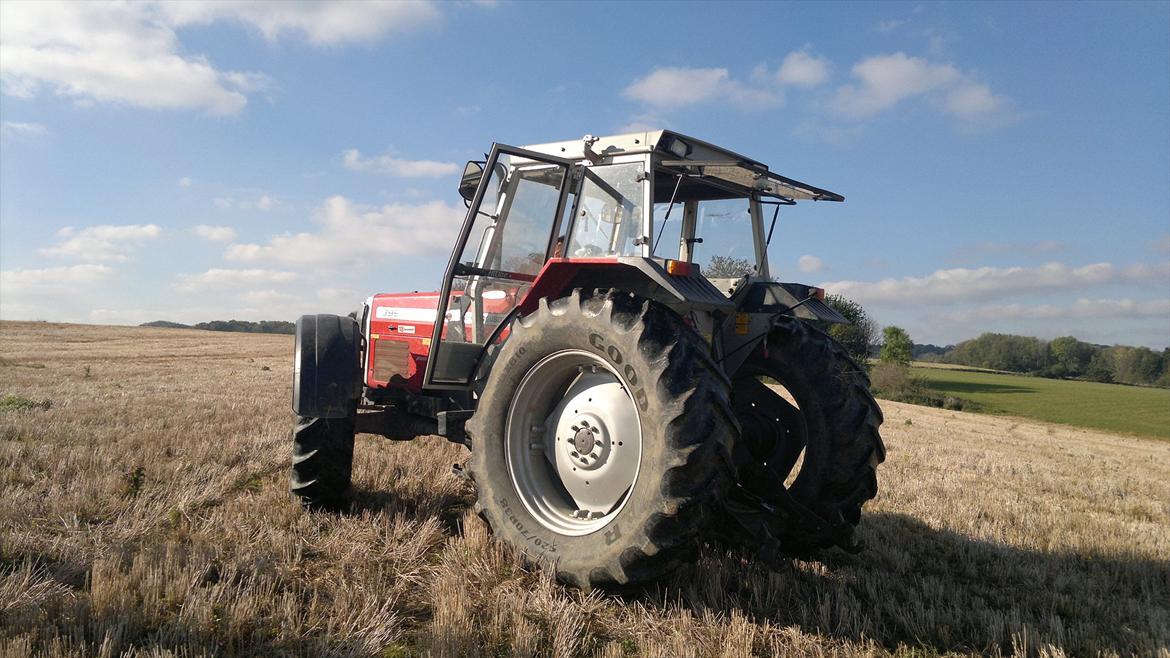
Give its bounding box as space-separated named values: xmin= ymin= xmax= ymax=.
xmin=424 ymin=144 xmax=575 ymax=389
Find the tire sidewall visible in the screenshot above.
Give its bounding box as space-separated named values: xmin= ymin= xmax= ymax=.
xmin=469 ymin=302 xmax=679 ymax=578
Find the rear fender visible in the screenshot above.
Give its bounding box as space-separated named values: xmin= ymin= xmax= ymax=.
xmin=736 ymin=281 xmax=846 ymax=323
xmin=293 ymin=314 xmax=363 ymax=418
xmin=517 ymin=257 xmax=735 ymax=316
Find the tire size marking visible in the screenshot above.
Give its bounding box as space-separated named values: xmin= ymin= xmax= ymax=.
xmin=499 ymin=498 xmax=557 ymax=554
xmin=588 ymin=333 xmax=649 ymax=411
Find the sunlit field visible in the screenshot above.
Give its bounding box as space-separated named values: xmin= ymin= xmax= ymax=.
xmin=911 ymin=365 xmax=1170 ymax=441
xmin=2 ymin=321 xmax=1167 ymax=657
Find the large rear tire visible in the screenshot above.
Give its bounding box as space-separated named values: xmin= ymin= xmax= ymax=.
xmin=466 ymin=289 xmax=737 ymax=588
xmin=724 ymin=316 xmax=884 ymax=554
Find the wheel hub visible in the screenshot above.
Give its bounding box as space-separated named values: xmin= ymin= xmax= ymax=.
xmin=505 ymin=350 xmax=643 ymax=535
xmin=571 ymin=424 xmax=598 ymax=457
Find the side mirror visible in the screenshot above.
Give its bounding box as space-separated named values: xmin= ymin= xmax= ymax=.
xmin=459 ymin=161 xmax=484 ymax=202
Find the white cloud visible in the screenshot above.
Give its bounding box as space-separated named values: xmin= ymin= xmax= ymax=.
xmin=821 ymin=261 xmax=1170 ymax=306
xmin=174 ymin=268 xmax=298 ymax=293
xmin=776 ymin=51 xmax=831 ymax=88
xmin=797 ymin=255 xmax=825 ymax=273
xmin=212 ymin=194 xmax=279 ymax=211
xmin=0 ymin=1 xmax=444 ymax=114
xmin=225 ymin=195 xmax=464 ymax=266
xmin=238 ymin=289 xmax=298 ymax=305
xmin=618 ymin=112 xmax=667 ymax=133
xmin=1 ymin=264 xmax=114 ymax=290
xmin=937 ymin=298 xmax=1170 ymax=324
xmin=944 ymin=82 xmax=1008 ymax=119
xmin=189 ymin=225 xmax=238 ymax=242
xmin=947 ymin=239 xmax=1067 ymax=265
xmin=829 ymin=52 xmax=1015 ymax=127
xmin=178 ymin=176 xmax=192 ymax=188
xmin=831 ymin=53 xmax=960 ymax=118
xmin=0 ymin=264 xmax=115 ymax=318
xmin=342 ymin=149 xmax=459 ymax=177
xmin=1 ymin=121 xmax=47 ymax=137
xmin=39 ymin=224 xmax=161 ymax=261
xmin=0 ymin=2 xmax=263 ymax=114
xmin=157 ymin=1 xmax=441 ymax=47
xmin=623 ymin=67 xmax=783 ymax=110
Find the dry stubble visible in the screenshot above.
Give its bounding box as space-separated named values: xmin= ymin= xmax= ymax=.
xmin=0 ymin=321 xmax=1166 ymax=657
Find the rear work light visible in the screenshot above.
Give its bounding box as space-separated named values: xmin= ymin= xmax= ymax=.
xmin=665 ymin=260 xmax=693 ymax=276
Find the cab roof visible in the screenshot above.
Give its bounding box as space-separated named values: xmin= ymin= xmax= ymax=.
xmin=522 ymin=130 xmax=844 ymax=203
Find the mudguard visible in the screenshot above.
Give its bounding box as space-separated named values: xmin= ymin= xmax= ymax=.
xmin=293 ymin=314 xmax=362 ymax=418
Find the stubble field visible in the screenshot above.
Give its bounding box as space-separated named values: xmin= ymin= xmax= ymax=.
xmin=1 ymin=321 xmax=1167 ymax=657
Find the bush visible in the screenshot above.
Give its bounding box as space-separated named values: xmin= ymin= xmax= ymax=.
xmin=869 ymin=363 xmax=975 ymax=411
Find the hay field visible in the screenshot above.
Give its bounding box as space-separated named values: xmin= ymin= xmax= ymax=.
xmin=1 ymin=321 xmax=1167 ymax=657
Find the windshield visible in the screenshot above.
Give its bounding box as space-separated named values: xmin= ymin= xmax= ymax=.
xmin=651 ymin=168 xmax=759 ymax=280
xmin=566 ymin=163 xmax=645 ymax=258
xmin=691 ymin=198 xmax=755 ymax=278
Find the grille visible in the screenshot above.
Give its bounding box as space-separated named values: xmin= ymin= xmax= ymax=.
xmin=373 ymin=338 xmax=411 ymax=382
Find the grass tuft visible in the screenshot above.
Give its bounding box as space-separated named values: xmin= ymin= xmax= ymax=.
xmin=0 ymin=393 xmax=52 ymax=412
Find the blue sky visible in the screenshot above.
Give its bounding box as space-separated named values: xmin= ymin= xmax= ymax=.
xmin=1 ymin=1 xmax=1168 ymax=348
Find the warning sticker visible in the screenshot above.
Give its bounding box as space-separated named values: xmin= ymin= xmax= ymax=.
xmin=735 ymin=313 xmax=750 ymax=335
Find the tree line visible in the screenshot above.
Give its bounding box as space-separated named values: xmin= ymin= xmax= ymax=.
xmin=936 ymin=333 xmax=1170 ymax=387
xmin=141 ymin=320 xmax=295 ymax=335
xmin=816 ymin=296 xmax=1169 ymax=388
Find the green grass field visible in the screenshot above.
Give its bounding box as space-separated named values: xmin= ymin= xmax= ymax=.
xmin=911 ymin=366 xmax=1170 ymax=440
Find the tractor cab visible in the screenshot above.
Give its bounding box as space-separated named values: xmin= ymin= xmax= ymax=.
xmin=425 ymin=130 xmax=846 ymax=388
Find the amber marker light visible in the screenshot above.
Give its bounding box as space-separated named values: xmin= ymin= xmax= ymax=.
xmin=665 ymin=260 xmax=693 ymax=276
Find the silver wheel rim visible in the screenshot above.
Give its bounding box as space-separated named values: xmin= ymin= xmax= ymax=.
xmin=504 ymin=349 xmax=642 ymax=536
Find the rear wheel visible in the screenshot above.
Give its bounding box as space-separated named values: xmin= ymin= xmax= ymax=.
xmin=466 ymin=289 xmax=736 ymax=588
xmin=724 ymin=316 xmax=884 ymax=555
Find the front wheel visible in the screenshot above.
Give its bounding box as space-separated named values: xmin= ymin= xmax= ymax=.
xmin=290 ymin=412 xmax=356 ymax=510
xmin=466 ymin=290 xmax=736 ymax=588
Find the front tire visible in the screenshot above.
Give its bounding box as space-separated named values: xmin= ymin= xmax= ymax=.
xmin=466 ymin=290 xmax=736 ymax=588
xmin=290 ymin=411 xmax=356 ymax=510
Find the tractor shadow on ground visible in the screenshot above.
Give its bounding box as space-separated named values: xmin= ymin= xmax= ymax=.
xmin=644 ymin=512 xmax=1169 ymax=655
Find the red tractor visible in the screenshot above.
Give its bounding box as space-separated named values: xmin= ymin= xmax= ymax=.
xmin=291 ymin=131 xmax=884 ymax=588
